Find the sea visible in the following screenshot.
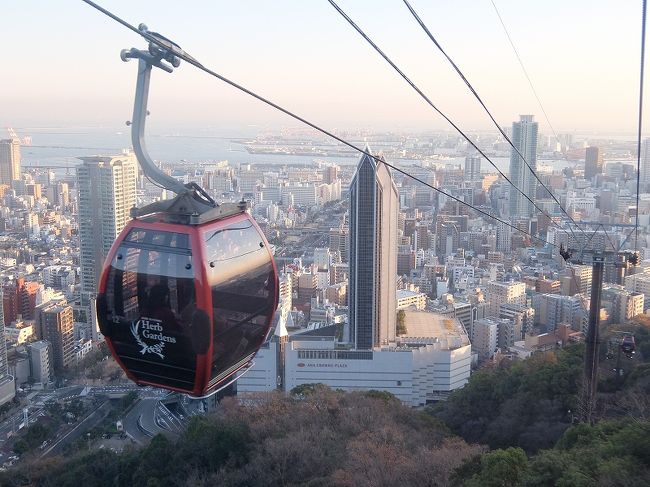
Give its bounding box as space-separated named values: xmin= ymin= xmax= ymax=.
xmin=16 ymin=125 xmax=580 ymax=176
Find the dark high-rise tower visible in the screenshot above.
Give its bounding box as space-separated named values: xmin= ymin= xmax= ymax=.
xmin=349 ymin=149 xmax=398 ymax=349
xmin=509 ymin=115 xmax=538 ymax=218
xmin=584 ymin=146 xmax=603 ymax=179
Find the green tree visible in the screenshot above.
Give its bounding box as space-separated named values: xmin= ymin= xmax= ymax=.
xmin=396 ymin=310 xmax=407 ymax=335
xmin=431 ymin=345 xmax=583 ymax=453
xmin=290 ymin=383 xmax=326 ymax=396
xmin=464 ymin=448 xmax=529 ymax=487
xmin=12 ymin=439 xmax=29 ymax=455
xmin=132 ymin=434 xmax=176 ymax=485
xmin=364 ymin=390 xmax=398 ymax=402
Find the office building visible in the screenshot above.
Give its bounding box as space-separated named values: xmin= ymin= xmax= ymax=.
xmin=77 ymin=152 xmax=137 ymax=312
xmin=486 ymin=281 xmax=526 ymax=317
xmin=464 ymin=154 xmax=481 ymax=182
xmin=561 ymin=265 xmax=593 ymax=296
xmin=603 ymin=286 xmax=645 ymax=323
xmin=239 ymin=313 xmax=471 ymax=406
xmin=584 ymin=146 xmax=603 ymax=179
xmin=0 ymin=138 xmax=21 ymax=185
xmin=496 ymin=221 xmax=512 ymax=252
xmin=509 ymin=115 xmax=538 ymax=218
xmin=532 ymin=293 xmax=587 ymax=333
xmin=625 ymin=272 xmax=650 ymax=310
xmin=348 ymin=149 xmax=399 ymax=349
xmin=329 ymin=226 xmax=349 ymax=263
xmin=36 ymin=301 xmax=75 ymax=372
xmin=471 ymin=318 xmax=499 ymax=361
xmin=28 ymin=341 xmax=52 ymax=386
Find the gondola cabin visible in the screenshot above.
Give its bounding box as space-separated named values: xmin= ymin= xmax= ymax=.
xmin=96 ymin=209 xmax=278 ymax=397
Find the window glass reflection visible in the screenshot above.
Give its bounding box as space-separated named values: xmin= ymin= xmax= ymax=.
xmin=103 ymin=229 xmax=199 ymax=388
xmin=204 ymin=220 xmax=274 ymax=379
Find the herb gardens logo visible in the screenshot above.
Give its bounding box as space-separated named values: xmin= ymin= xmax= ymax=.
xmin=131 ymin=317 xmax=177 ymax=359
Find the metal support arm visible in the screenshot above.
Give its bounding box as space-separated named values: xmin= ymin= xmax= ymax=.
xmin=121 ymin=44 xmax=187 ymax=194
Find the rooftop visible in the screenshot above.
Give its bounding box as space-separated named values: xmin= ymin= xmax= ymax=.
xmin=401 ymin=311 xmax=470 ymax=349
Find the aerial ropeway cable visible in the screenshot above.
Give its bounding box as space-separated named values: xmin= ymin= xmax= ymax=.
xmin=489 ymin=0 xmax=559 ymax=143
xmin=80 ymin=0 xmax=561 ymax=249
xmin=326 ymin=0 xmax=577 ymax=242
xmin=634 ymin=0 xmax=647 ymax=252
xmin=401 ymin=0 xmax=586 ymax=241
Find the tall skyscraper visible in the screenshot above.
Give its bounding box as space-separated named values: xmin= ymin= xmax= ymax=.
xmin=349 ymin=150 xmax=398 ymax=349
xmin=584 ymin=146 xmax=603 ymax=179
xmin=464 ymin=154 xmax=481 ymax=182
xmin=0 ymin=138 xmax=21 ymax=185
xmin=77 ymin=152 xmax=137 ymax=311
xmin=509 ymin=115 xmax=538 ymax=218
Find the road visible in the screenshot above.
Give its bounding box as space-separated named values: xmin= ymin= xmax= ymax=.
xmin=0 ymin=386 xmax=84 ymax=442
xmin=41 ymin=399 xmax=112 ymax=457
xmin=122 ymin=398 xmax=169 ymax=445
xmin=0 ymin=383 xmax=189 ymax=457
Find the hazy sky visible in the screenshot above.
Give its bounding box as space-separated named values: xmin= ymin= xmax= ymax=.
xmin=2 ymin=1 xmax=646 ymax=134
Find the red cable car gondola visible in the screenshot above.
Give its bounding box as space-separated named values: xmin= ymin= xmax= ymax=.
xmin=96 ymin=31 xmax=278 ymax=397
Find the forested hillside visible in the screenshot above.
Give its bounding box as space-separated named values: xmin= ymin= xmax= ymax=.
xmin=3 ymin=337 xmax=649 ymax=486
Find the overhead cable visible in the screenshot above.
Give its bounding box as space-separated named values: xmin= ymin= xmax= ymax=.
xmin=635 ymin=0 xmax=647 ymax=252
xmin=80 ymin=0 xmax=556 ymax=248
xmin=489 ymin=0 xmax=559 ymax=142
xmin=402 ymin=0 xmax=586 ymax=240
xmin=326 ymin=0 xmax=573 ymax=240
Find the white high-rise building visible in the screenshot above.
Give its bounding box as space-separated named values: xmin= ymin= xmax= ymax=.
xmin=238 ymin=312 xmax=471 ymax=406
xmin=313 ymin=248 xmax=331 ymax=270
xmin=625 ymin=272 xmax=650 ymax=310
xmin=532 ymin=293 xmax=587 ymax=333
xmin=486 ymin=281 xmax=526 ymax=317
xmin=471 ymin=318 xmax=499 ymax=361
xmin=0 ymin=138 xmax=21 ymax=185
xmin=509 ymin=115 xmax=538 ymax=218
xmin=77 ymin=153 xmax=137 ymax=312
xmin=349 ymin=149 xmax=399 ymax=349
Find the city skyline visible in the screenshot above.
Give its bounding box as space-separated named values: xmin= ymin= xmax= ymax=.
xmin=3 ymin=1 xmax=649 ymax=133
xmin=0 ymin=1 xmax=650 ymax=480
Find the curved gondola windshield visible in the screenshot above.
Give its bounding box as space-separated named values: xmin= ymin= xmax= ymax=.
xmin=100 ymin=228 xmax=200 ymax=391
xmin=205 ymin=219 xmax=275 ymax=385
